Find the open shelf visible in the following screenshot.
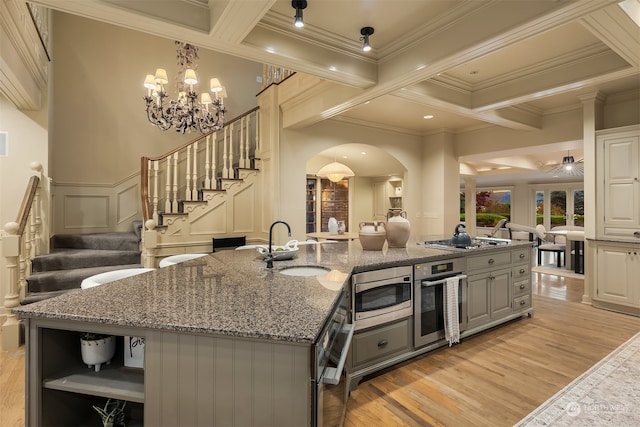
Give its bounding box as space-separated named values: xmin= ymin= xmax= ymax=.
xmin=43 ymin=362 xmax=144 ymax=403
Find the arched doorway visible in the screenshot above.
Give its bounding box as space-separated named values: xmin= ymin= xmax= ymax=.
xmin=306 ymin=143 xmax=406 ymax=234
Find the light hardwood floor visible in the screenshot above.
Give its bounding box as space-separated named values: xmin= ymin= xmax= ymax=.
xmin=1 ymin=271 xmax=639 ymax=426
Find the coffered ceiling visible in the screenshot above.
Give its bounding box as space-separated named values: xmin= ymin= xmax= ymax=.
xmin=28 ymin=0 xmax=640 ymax=183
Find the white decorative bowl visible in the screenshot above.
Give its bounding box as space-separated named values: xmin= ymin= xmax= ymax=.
xmin=256 ymin=240 xmax=299 ymax=261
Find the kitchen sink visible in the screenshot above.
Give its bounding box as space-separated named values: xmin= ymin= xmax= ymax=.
xmin=422 ymin=236 xmax=511 ymax=251
xmin=278 ymin=266 xmax=331 ymax=277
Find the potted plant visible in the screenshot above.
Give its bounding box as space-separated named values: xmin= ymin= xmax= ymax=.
xmin=92 ymin=398 xmax=126 ymax=427
xmin=80 ymin=332 xmax=116 ymax=372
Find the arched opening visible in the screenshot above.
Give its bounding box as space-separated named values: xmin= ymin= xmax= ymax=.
xmin=305 ymin=143 xmax=407 ymax=235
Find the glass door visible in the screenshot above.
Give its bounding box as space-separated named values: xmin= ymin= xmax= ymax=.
xmin=532 ymin=186 xmax=583 ymax=228
xmin=573 ymin=190 xmax=584 ymax=227
xmin=550 ymin=190 xmax=567 ymax=227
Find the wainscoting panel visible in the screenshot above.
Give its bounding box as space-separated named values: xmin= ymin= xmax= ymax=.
xmin=53 ymin=174 xmax=141 ymax=234
xmin=62 ymin=195 xmax=109 ymax=229
xmin=116 ymin=183 xmax=139 ymax=225
xmin=232 ymin=182 xmax=255 ymax=233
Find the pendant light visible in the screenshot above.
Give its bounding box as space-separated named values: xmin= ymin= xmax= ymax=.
xmin=317 ymin=161 xmax=355 ymax=182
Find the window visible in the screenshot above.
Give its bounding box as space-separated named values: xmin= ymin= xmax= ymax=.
xmin=460 ymin=188 xmax=512 ymax=227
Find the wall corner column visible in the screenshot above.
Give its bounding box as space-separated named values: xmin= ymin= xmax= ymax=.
xmin=463 ymin=177 xmax=477 ymax=236
xmin=578 ymin=91 xmax=606 ymax=305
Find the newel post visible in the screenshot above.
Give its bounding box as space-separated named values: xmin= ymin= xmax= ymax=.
xmin=1 ymin=222 xmax=21 ymax=350
xmin=141 ymin=219 xmax=158 ymax=268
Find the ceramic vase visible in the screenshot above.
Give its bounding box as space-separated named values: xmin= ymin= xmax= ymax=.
xmin=328 ymin=217 xmax=338 ymax=235
xmin=386 ymin=210 xmax=410 ymax=248
xmin=359 ymin=221 xmax=386 ymax=250
xmin=81 ymin=335 xmax=116 ymax=372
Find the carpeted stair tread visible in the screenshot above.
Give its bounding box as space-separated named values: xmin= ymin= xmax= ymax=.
xmin=27 ymin=264 xmax=143 ymax=293
xmin=32 ymin=249 xmax=141 ymax=272
xmin=21 ymin=289 xmax=81 ymax=305
xmin=51 ymin=231 xmax=139 ymax=252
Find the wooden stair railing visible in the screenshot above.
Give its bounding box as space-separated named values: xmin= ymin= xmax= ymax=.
xmin=140 ymin=107 xmax=260 ymax=264
xmin=2 ymin=163 xmax=46 ymax=350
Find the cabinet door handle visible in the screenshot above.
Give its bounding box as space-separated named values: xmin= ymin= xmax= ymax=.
xmin=520 ymin=268 xmax=526 ymax=274
xmin=519 ymin=253 xmax=525 ymax=259
xmin=520 ymin=284 xmax=526 ymax=289
xmin=489 ymin=274 xmax=495 ymax=280
xmin=520 ymin=300 xmax=526 ymax=306
xmin=634 ymin=231 xmax=640 ymax=238
xmin=488 ymin=258 xmax=495 ymax=264
xmin=378 ymin=339 xmax=388 ymax=348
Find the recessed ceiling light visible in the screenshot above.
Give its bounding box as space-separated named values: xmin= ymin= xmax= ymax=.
xmin=361 ymin=151 xmax=367 ymax=155
xmin=423 ymin=115 xmax=434 ymax=119
xmin=265 ymin=47 xmax=275 ymax=54
xmin=328 ymin=66 xmax=337 ymax=72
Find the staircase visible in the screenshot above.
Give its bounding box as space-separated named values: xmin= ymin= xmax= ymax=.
xmin=21 ymin=221 xmax=143 ymax=305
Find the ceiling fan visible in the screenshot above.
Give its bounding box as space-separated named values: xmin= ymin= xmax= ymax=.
xmin=543 ymin=151 xmax=584 ymax=177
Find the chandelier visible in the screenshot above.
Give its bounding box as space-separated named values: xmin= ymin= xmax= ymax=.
xmin=545 ymin=151 xmax=584 ymax=177
xmin=143 ymin=41 xmax=226 ymax=134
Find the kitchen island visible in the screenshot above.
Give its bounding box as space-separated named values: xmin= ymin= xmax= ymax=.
xmin=14 ymin=238 xmax=533 ymax=426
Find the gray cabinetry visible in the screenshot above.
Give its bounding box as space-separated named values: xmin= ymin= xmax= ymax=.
xmin=351 ymin=318 xmax=411 ymax=369
xmin=466 ymin=246 xmax=532 ymax=331
xmin=467 ymin=267 xmax=511 ymax=328
xmin=28 ymin=321 xmax=145 ymax=426
xmin=27 ymin=319 xmax=312 ymax=427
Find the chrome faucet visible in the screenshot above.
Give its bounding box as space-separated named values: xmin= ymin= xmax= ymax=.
xmin=266 ymin=220 xmax=292 ymax=269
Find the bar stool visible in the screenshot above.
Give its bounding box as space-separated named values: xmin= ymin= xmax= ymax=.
xmin=81 ymin=268 xmax=155 ymax=289
xmin=159 ymin=253 xmax=207 ymax=268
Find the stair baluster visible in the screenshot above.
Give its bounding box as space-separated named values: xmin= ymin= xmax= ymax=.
xmin=172 ymin=153 xmax=178 ymax=212
xmin=211 ymin=134 xmax=217 ymax=188
xmin=151 ymin=160 xmax=159 ymax=223
xmin=222 ymin=126 xmax=229 ymax=179
xmin=228 ymin=121 xmax=235 ymax=178
xmin=164 ymin=157 xmax=172 ymax=214
xmin=192 ymin=141 xmax=198 ymax=201
xmin=204 ymin=134 xmax=211 ymax=190
xmin=239 ymin=116 xmax=245 ymax=168
xmin=185 ymin=145 xmax=192 ymax=201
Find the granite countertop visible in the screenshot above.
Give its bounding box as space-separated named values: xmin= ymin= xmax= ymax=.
xmin=13 ymin=237 xmax=533 ymax=344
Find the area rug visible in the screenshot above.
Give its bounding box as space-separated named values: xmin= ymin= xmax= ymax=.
xmin=515 ymin=332 xmax=640 ymax=426
xmin=531 ymin=265 xmax=584 ymax=280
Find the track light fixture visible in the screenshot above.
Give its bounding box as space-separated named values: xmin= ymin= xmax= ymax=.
xmin=292 ymin=0 xmax=307 ymax=28
xmin=360 ymin=27 xmax=374 ymax=52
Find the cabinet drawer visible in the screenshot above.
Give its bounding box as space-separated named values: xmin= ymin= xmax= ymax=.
xmin=512 ymin=248 xmax=530 ymax=263
xmin=352 ymin=319 xmax=410 ymax=367
xmin=467 ymin=251 xmax=511 ymax=271
xmin=512 ymin=265 xmax=530 ymax=281
xmin=513 ymin=280 xmax=531 ymax=297
xmin=513 ymin=295 xmax=531 ymax=311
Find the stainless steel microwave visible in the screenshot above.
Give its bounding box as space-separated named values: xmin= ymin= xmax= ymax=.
xmin=351 ymin=265 xmax=413 ymax=330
